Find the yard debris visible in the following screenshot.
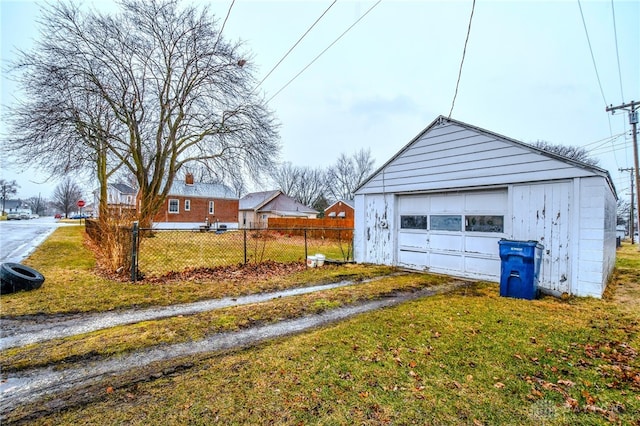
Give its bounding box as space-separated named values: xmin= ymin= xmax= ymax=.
xmin=145 ymin=260 xmax=307 ymax=284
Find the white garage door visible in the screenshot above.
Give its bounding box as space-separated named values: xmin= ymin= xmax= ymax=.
xmin=397 ymin=189 xmax=507 ymax=280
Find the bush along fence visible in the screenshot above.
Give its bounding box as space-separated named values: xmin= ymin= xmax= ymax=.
xmin=128 ymin=224 xmax=354 ymax=282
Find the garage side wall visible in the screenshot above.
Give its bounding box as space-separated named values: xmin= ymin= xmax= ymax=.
xmin=353 ymin=194 xmax=394 ymax=265
xmin=575 ymin=177 xmax=616 ymax=297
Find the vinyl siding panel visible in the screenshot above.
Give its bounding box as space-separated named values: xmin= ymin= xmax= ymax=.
xmin=358 ymin=122 xmax=596 ymax=195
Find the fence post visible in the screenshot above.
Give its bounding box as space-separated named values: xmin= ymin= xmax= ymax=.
xmin=131 ymin=221 xmax=139 ymax=283
xmin=243 ymin=228 xmax=247 ymax=264
xmin=304 ymin=228 xmax=308 ymax=261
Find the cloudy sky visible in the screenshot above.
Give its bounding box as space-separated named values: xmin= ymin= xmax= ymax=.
xmin=1 ymin=0 xmax=638 ymax=201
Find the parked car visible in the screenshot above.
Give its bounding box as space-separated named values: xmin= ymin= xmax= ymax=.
xmin=7 ymin=212 xmax=21 ymax=220
xmin=70 ymin=213 xmax=90 ymax=219
xmin=19 ymin=212 xmax=30 ymax=220
xmin=54 ymin=213 xmax=63 ymax=219
xmin=29 ymin=213 xmax=39 ymax=219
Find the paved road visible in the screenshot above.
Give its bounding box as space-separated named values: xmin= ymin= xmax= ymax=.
xmin=0 ymin=217 xmax=71 ymax=263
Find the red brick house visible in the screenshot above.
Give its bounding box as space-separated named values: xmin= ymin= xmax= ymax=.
xmin=153 ymin=174 xmax=239 ymax=229
xmin=324 ymin=199 xmax=354 ymax=220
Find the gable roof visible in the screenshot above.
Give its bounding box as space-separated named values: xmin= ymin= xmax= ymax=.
xmin=325 ymin=199 xmax=355 ymax=211
xmin=239 ymin=190 xmax=281 ymax=210
xmin=356 ymin=115 xmax=616 ymax=197
xmin=239 ymin=190 xmax=318 ymax=215
xmin=168 ymin=181 xmax=236 ymax=199
xmin=110 ymin=183 xmax=137 ymax=195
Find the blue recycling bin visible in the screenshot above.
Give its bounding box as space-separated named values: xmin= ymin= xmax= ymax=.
xmin=498 ymin=240 xmax=543 ymax=300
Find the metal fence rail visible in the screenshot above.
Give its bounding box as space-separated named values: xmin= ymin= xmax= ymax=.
xmin=132 ymin=227 xmax=354 ymax=281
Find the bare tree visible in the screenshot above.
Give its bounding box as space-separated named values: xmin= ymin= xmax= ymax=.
xmin=52 ymin=178 xmax=83 ymax=218
xmin=270 ymin=162 xmax=325 ymax=207
xmin=269 ymin=162 xmax=300 ymax=197
xmin=533 ymin=140 xmax=600 ymax=167
xmin=326 ymin=148 xmax=375 ymax=200
xmin=25 ymin=195 xmax=47 ymax=216
xmin=0 ymin=179 xmax=19 ymax=215
xmin=5 ymin=0 xmax=279 ymax=227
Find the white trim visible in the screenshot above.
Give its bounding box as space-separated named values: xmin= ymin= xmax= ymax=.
xmin=185 ymin=199 xmax=191 ymax=211
xmin=209 ymin=200 xmax=215 ymax=215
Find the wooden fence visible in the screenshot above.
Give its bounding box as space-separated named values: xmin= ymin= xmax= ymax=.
xmin=267 ymin=218 xmax=353 ymax=240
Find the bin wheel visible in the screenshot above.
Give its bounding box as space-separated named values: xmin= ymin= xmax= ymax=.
xmin=0 ymin=262 xmax=45 ymax=294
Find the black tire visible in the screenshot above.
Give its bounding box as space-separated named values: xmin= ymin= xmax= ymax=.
xmin=0 ymin=263 xmax=45 ymax=295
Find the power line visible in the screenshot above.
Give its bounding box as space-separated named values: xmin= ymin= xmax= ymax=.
xmin=267 ymin=0 xmax=382 ymax=103
xmin=254 ymin=0 xmax=338 ymax=91
xmin=448 ymin=0 xmax=476 ymax=119
xmin=610 ymin=0 xmax=625 ymax=102
xmin=213 ymin=0 xmax=236 ymax=51
xmin=577 ymin=0 xmax=608 ymax=107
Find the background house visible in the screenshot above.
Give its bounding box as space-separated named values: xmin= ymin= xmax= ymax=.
xmin=239 ymin=190 xmax=318 ymax=228
xmin=354 ymin=115 xmax=617 ymax=298
xmin=93 ymin=183 xmax=137 ymax=217
xmin=324 ymin=199 xmax=354 ymax=220
xmin=153 ymin=174 xmax=238 ymax=229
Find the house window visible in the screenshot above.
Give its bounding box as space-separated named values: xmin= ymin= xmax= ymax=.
xmin=209 ymin=201 xmax=214 ymax=215
xmin=430 ymin=215 xmax=462 ymax=231
xmin=185 ymin=200 xmax=191 ymax=211
xmin=168 ymin=199 xmax=179 ymax=214
xmin=400 ymin=215 xmax=428 ymax=230
xmin=262 ymin=214 xmax=268 ymax=220
xmin=465 ymin=215 xmax=504 ymax=232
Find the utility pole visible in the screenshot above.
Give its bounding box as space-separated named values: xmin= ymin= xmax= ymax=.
xmin=620 ymin=167 xmax=635 ymax=244
xmin=607 ymin=101 xmax=639 ymax=248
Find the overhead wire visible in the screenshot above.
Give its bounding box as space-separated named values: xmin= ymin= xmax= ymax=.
xmin=266 ymin=0 xmax=382 ymax=103
xmin=577 ymin=0 xmax=608 ymax=107
xmin=254 ymin=0 xmax=338 ymax=92
xmin=610 ymin=0 xmax=631 ymax=165
xmin=610 ymin=0 xmax=625 ymax=103
xmin=448 ymin=0 xmax=476 ymax=119
xmin=214 ymin=0 xmax=236 ymax=50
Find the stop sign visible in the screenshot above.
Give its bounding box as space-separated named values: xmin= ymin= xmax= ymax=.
xmin=77 ymin=200 xmax=86 ymax=208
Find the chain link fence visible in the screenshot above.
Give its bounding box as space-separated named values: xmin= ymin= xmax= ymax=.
xmin=132 ymin=226 xmax=354 ymax=280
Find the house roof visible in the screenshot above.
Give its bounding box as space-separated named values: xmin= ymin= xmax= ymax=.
xmin=168 ymin=181 xmax=236 ymax=199
xmin=239 ymin=190 xmax=281 ymax=210
xmin=239 ymin=190 xmax=318 ymax=215
xmin=325 ymin=199 xmax=355 ymax=212
xmin=355 ymin=115 xmax=617 ymax=197
xmin=110 ymin=183 xmax=137 ymax=195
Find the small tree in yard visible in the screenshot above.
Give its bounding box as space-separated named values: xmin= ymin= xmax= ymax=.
xmin=52 ymin=178 xmax=83 ymax=219
xmin=0 ymin=179 xmax=19 ymax=215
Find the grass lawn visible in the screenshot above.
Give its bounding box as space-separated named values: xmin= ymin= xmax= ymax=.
xmin=2 ymin=227 xmax=639 ymax=425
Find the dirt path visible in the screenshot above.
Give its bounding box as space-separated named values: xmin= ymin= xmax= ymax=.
xmin=0 ymin=281 xmax=466 ymax=420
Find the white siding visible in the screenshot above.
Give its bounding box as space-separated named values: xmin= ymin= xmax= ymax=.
xmin=354 ymin=194 xmax=394 ymax=265
xmin=511 ymin=181 xmax=572 ymax=295
xmin=574 ymin=177 xmax=616 ymax=297
xmin=358 ymin=122 xmax=597 ymax=195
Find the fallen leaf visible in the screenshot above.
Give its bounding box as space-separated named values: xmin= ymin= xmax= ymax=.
xmin=106 ymin=386 xmax=114 ymax=394
xmin=558 ymin=379 xmax=575 ymax=387
xmin=494 ymin=382 xmax=505 ymax=389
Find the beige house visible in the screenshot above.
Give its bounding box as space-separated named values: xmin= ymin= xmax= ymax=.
xmin=238 ymin=190 xmax=318 ymax=228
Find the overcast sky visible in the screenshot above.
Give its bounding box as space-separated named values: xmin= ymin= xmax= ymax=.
xmin=1 ymin=0 xmax=638 ymax=201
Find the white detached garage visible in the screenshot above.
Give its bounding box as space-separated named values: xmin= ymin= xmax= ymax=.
xmin=354 ymin=116 xmax=617 ymax=298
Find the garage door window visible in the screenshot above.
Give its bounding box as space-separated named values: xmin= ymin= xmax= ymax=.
xmin=430 ymin=215 xmax=462 ymax=231
xmin=465 ymin=215 xmax=504 ymax=232
xmin=400 ymin=215 xmax=428 ymax=229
